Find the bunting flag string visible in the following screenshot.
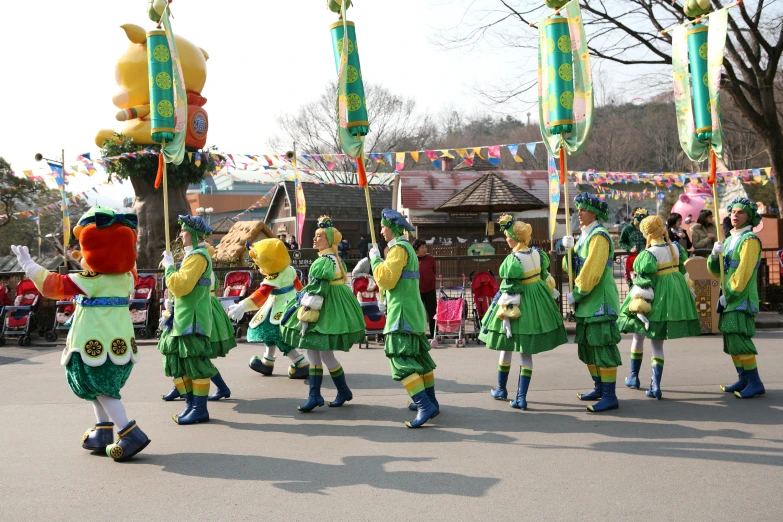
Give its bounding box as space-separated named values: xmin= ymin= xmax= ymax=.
xmin=572 ymin=167 xmax=775 ymax=188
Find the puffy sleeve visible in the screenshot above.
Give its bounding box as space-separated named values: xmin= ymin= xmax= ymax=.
xmin=31 ymin=270 xmax=88 ymax=300
xmin=728 ymin=237 xmax=761 ymax=295
xmin=499 ymin=255 xmax=524 ymax=294
xmin=631 ymin=251 xmax=658 ymax=288
xmin=372 ymin=245 xmax=407 ymax=291
xmin=539 ymin=250 xmax=557 ymax=291
xmin=301 ymin=256 xmax=335 ymax=297
xmin=165 ymin=254 xmax=207 ymax=299
xmin=678 ymin=243 xmax=689 ymax=274
xmin=573 ymin=234 xmax=610 ymax=300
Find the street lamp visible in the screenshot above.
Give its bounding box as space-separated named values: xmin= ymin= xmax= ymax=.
xmin=196 ymin=206 xmax=213 ymax=225
xmin=35 ymin=149 xmax=69 ymax=272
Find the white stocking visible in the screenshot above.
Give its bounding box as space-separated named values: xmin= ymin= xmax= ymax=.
xmin=287 ymin=348 xmax=304 ymax=364
xmin=520 ymin=353 xmax=533 ymax=368
xmin=96 ymin=395 xmax=129 ymax=429
xmin=651 ymin=339 xmax=665 ymax=359
xmin=319 ymin=350 xmax=341 ymax=371
xmin=263 ymin=345 xmax=277 ymax=360
xmin=631 ymin=332 xmax=645 ymax=355
xmin=498 ymin=351 xmax=513 ymax=365
xmin=305 ymin=349 xmax=322 ymax=367
xmin=92 ymin=400 xmax=110 ymax=424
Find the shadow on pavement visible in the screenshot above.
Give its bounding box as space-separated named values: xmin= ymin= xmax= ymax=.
xmin=244 ymin=372 xmax=488 ymax=394
xmin=135 ymin=453 xmax=500 ymax=496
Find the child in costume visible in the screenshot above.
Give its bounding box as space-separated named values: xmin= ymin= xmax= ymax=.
xmin=226 ymin=238 xmax=309 ymax=378
xmin=562 ymin=193 xmax=623 ymax=412
xmin=371 ymin=209 xmax=439 ymax=428
xmin=158 ymin=215 xmax=234 ymax=424
xmin=616 ymin=215 xmax=701 ymax=398
xmin=479 ymin=215 xmax=568 ymax=410
xmin=160 ymin=230 xmax=237 ymax=403
xmin=709 ymin=198 xmax=765 ymax=398
xmin=279 ymin=216 xmax=365 ymax=412
xmin=11 ymin=206 xmax=150 ymax=461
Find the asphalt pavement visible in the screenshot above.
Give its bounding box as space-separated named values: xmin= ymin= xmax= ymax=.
xmin=1 ymin=331 xmax=781 ymax=521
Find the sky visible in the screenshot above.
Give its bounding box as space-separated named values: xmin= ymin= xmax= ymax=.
xmin=0 ymin=0 xmax=645 ymax=208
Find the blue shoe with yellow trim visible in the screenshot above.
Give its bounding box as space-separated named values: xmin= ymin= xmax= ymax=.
xmin=175 ymin=394 xmax=210 ymax=425
xmin=249 ymin=356 xmax=275 ymax=375
xmin=82 ymin=422 xmax=114 ymax=451
xmin=577 ymin=376 xmax=602 ymax=401
xmin=721 ymin=366 xmax=746 ymax=393
xmin=106 ymin=421 xmax=150 ymax=461
xmin=406 ymin=389 xmax=438 ymax=428
xmin=734 ymin=368 xmax=765 ymax=399
xmin=288 ymin=363 xmax=310 ymax=379
xmin=161 ymin=387 xmax=182 ymax=401
xmin=587 ymin=382 xmax=619 ymax=412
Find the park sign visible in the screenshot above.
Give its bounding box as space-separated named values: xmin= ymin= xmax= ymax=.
xmin=290 ymin=248 xmax=320 ymax=270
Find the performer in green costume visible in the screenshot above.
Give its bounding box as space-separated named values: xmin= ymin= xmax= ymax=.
xmin=617 ymin=215 xmax=701 ymax=399
xmin=708 ymin=198 xmax=765 ymax=398
xmin=371 ymin=209 xmax=439 ymax=428
xmin=480 ymin=215 xmax=568 ymax=410
xmin=562 ymin=193 xmax=622 ymax=412
xmin=280 ymin=216 xmax=365 ymax=412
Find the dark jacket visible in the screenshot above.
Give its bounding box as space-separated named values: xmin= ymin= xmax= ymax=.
xmin=418 ymin=254 xmax=437 ymax=294
xmin=668 ymin=227 xmax=692 ymax=250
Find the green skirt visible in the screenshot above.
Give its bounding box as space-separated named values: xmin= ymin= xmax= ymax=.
xmin=618 ymin=273 xmax=701 ymax=340
xmin=158 ymin=329 xmax=217 ymax=380
xmin=247 ymin=314 xmax=295 ymax=354
xmin=719 ymin=310 xmax=757 ymax=356
xmin=575 ymin=317 xmax=622 ymax=368
xmin=384 ymin=332 xmax=437 ymax=381
xmin=65 ymin=356 xmax=134 ymax=401
xmin=209 ymin=296 xmax=237 ymax=358
xmin=480 ymin=326 xmax=569 ymax=354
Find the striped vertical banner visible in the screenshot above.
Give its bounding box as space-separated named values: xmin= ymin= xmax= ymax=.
xmin=548 ymin=155 xmax=560 ymax=240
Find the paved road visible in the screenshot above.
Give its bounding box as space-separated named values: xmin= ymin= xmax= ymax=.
xmin=1 ymin=332 xmax=781 ymax=521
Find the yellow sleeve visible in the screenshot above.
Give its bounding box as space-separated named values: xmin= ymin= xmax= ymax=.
xmin=728 ymin=238 xmax=761 ymax=294
xmin=372 ymin=245 xmax=407 ymax=291
xmin=546 ymin=274 xmax=556 ymax=291
xmin=574 ymin=235 xmax=610 ymax=296
xmin=165 ymin=254 xmax=208 ymax=299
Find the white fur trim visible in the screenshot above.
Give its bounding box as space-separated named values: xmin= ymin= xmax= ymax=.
xmin=630 ymin=286 xmax=654 ymax=301
xmin=497 ymin=293 xmax=520 ymax=306
xmin=551 ymin=288 xmax=560 ymax=300
xmin=301 ymin=293 xmax=324 ymax=310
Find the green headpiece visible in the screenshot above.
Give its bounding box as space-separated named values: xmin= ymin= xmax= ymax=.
xmin=317 ymin=215 xmax=335 ymax=246
xmin=574 ymin=192 xmax=610 ymax=222
xmin=727 ymin=198 xmax=761 ymax=228
xmin=497 ymin=214 xmax=518 ymax=242
xmin=381 ymin=208 xmax=415 ymax=238
xmin=178 ymin=215 xmax=213 ymax=248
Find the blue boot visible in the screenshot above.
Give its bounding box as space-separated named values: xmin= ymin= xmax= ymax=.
xmin=298 ymin=370 xmax=325 ymax=412
xmin=249 ymin=356 xmax=274 ymax=375
xmin=208 ymin=372 xmax=231 ymax=401
xmin=510 ymin=371 xmax=531 ymax=410
xmin=646 ymin=359 xmax=663 ymax=400
xmin=588 ymin=381 xmax=619 ymax=412
xmin=327 ymin=370 xmax=353 ymax=407
xmin=734 ymin=368 xmax=765 ymax=399
xmin=175 ymin=394 xmax=210 ymax=425
xmin=490 ymin=368 xmax=510 ymax=400
xmin=625 ymin=356 xmax=642 ymax=389
xmin=82 ymin=422 xmax=114 ymax=451
xmin=106 ymin=421 xmax=151 ymax=461
xmin=577 ymin=376 xmax=602 ymax=401
xmin=408 ymin=386 xmax=440 ymax=416
xmin=720 ymin=365 xmax=746 ymax=393
xmin=288 ymin=363 xmax=310 ymax=379
xmin=406 ymin=389 xmax=438 ymax=429
xmin=161 ymin=387 xmax=181 ymax=401
xmin=172 ymin=392 xmax=194 ymax=422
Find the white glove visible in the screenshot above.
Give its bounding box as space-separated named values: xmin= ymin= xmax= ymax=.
xmin=711 ymin=241 xmax=724 ymax=257
xmin=161 ymin=251 xmax=175 ymax=268
xmin=227 ymin=299 xmax=250 ymax=321
xmin=719 ymin=295 xmax=727 ymax=309
xmin=298 ymin=320 xmax=309 ymax=336
xmin=562 ymin=236 xmax=575 ymax=249
xmin=164 ymin=298 xmax=173 ymax=314
xmin=369 ymin=243 xmax=381 ymax=260
xmin=378 ymin=300 xmax=387 ymax=313
xmin=158 ymin=315 xmax=168 ymax=331
xmin=552 ymin=288 xmax=560 ymax=301
xmin=566 ymin=292 xmax=575 ymax=306
xmin=503 ymin=318 xmax=512 ymax=339
xmin=12 ymin=245 xmax=43 ymax=279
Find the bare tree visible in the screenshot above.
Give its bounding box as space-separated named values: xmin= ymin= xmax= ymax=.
xmin=436 ymin=0 xmax=783 ymax=207
xmin=268 ymin=82 xmax=436 ymax=183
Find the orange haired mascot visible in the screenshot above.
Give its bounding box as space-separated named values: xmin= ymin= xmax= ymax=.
xmin=11 ymin=206 xmax=150 ymax=461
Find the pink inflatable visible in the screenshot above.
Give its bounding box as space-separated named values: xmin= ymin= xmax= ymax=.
xmin=671 ymin=186 xmax=712 ymax=222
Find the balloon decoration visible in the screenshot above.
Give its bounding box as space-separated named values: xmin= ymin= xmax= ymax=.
xmin=536 ymin=0 xmax=595 ymax=292
xmin=329 ymin=0 xmax=377 ymax=246
xmin=667 ymin=1 xmax=735 ymax=298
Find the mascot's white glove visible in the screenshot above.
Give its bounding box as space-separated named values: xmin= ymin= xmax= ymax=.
xmin=227 ymin=299 xmax=250 ymax=321
xmin=161 ymin=251 xmax=175 ymax=269
xmin=711 ymin=241 xmax=724 ymax=257
xmin=369 ymin=243 xmax=381 ymax=260
xmin=158 ymin=314 xmax=169 ymax=331
xmin=562 ymin=236 xmax=575 ymax=250
xmin=164 ymin=298 xmax=173 ymax=314
xmin=719 ymin=295 xmax=727 ymax=309
xmin=566 ymin=292 xmax=575 ymax=306
xmin=298 ymin=320 xmax=309 ymax=337
xmin=12 ymin=245 xmax=43 ymax=280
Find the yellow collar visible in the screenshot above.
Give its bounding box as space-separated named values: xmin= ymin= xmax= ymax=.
xmin=650 ymin=238 xmax=665 ymax=246
xmin=318 ymin=248 xmax=334 ymax=256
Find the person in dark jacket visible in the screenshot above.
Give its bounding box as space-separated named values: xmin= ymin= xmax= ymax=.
xmin=413 ymin=239 xmax=437 ymax=338
xmin=667 ymin=212 xmax=692 ymax=250
xmin=358 ymin=234 xmax=370 ymax=259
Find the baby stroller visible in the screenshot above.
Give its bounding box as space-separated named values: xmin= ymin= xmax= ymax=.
xmin=0 ymin=279 xmax=42 ymax=347
xmin=44 ymin=299 xmax=75 ymax=342
xmin=0 ymin=284 xmax=11 ymax=339
xmin=217 ymin=270 xmax=253 ymax=338
xmin=470 ymin=270 xmax=499 ymax=344
xmin=129 ymin=273 xmax=157 ymax=339
xmin=352 ymin=273 xmax=385 ymax=349
xmin=430 ymin=274 xmax=467 ymax=348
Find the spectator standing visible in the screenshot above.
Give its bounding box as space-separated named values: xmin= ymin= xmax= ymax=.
xmin=413 ymin=239 xmax=437 ymax=339
xmin=667 ymin=212 xmax=692 ymax=250
xmin=722 ymin=215 xmax=733 ymax=238
xmin=619 ymin=208 xmax=649 ymax=284
xmin=358 ymin=234 xmax=370 ymax=259
xmin=690 ymin=209 xmax=717 ymax=252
